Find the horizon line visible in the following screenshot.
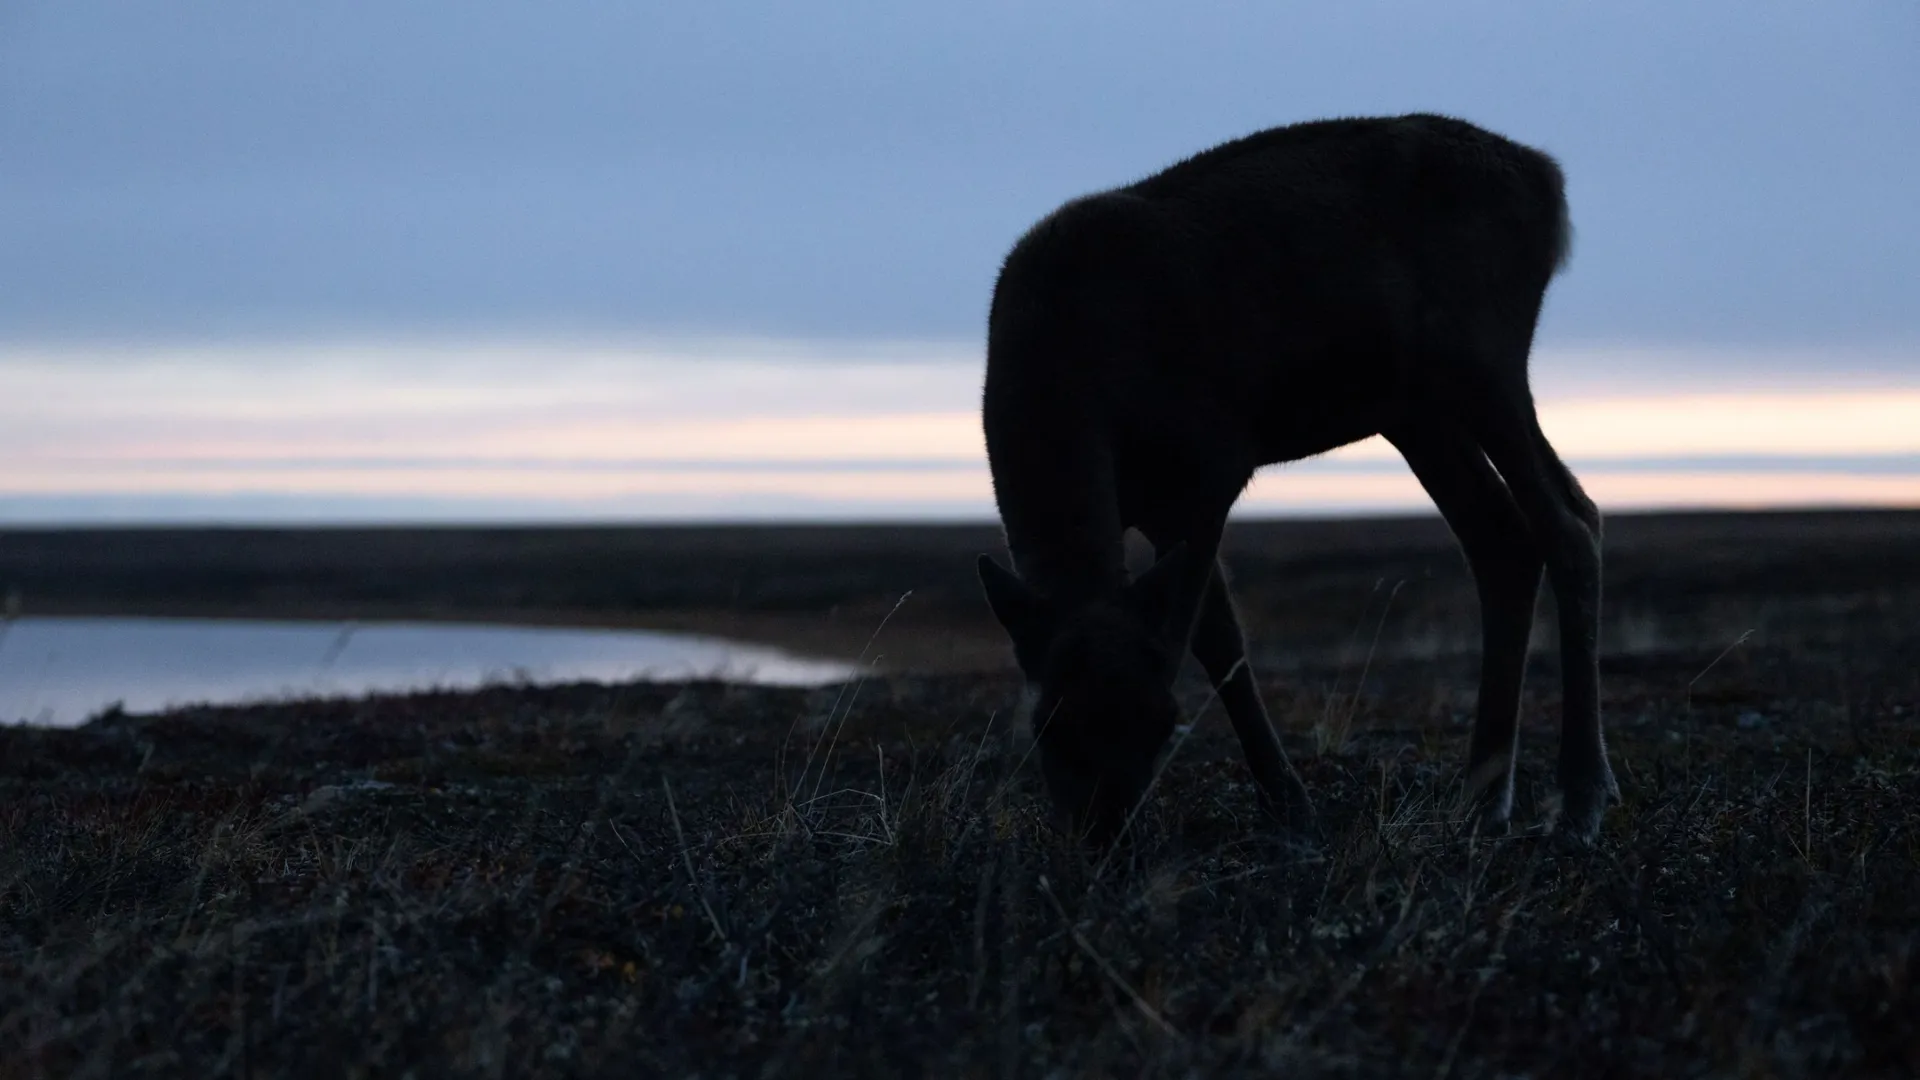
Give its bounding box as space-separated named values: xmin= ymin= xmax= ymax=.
xmin=19 ymin=451 xmax=1920 ymax=476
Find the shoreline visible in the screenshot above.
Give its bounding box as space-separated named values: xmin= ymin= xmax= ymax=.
xmin=1 ymin=600 xmax=1014 ymax=675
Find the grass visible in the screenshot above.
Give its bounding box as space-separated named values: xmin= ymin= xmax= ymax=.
xmin=5 ymin=510 xmax=1919 ymax=1075
xmin=3 ymin=629 xmax=1917 ymax=1077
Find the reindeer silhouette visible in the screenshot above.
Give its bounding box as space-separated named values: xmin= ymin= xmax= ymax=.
xmin=978 ymin=114 xmax=1614 ymax=846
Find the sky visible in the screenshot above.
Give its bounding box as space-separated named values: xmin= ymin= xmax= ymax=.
xmin=3 ymin=2 xmax=1918 ymax=522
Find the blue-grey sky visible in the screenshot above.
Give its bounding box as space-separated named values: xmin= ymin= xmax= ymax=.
xmin=4 ymin=1 xmax=1918 ymax=348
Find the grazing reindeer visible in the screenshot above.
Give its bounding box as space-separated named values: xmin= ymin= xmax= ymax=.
xmin=977 ymin=114 xmax=1615 ymax=846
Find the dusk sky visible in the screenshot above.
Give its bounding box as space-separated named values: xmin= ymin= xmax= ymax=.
xmin=4 ymin=2 xmax=1918 ymax=521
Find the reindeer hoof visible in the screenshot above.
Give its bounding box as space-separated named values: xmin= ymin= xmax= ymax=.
xmin=1472 ymin=807 xmax=1513 ymax=840
xmin=1557 ymin=763 xmax=1619 ymax=846
xmin=1466 ymin=783 xmax=1514 ymax=836
xmin=1253 ymin=781 xmax=1318 ymax=840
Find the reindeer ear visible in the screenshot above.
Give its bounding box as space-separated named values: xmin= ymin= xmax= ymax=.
xmin=977 ymin=555 xmax=1051 ymax=652
xmin=1127 ymin=542 xmax=1191 ymax=641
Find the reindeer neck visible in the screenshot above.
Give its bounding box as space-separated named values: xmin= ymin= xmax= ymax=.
xmin=1008 ymin=535 xmax=1126 ymax=608
xmin=984 ymin=406 xmax=1128 ymax=607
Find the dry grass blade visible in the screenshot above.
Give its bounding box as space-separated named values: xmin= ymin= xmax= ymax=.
xmin=792 ymin=590 xmax=913 ymax=805
xmin=1317 ymin=578 xmax=1406 ymax=755
xmin=1433 ymin=837 xmax=1549 ymax=1080
xmin=1038 ymin=875 xmax=1181 ymax=1041
xmin=662 ymin=776 xmax=728 ymax=945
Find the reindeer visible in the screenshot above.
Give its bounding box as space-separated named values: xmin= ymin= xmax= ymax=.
xmin=977 ymin=114 xmax=1615 ymax=846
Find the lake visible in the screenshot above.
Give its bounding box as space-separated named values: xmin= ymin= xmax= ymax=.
xmin=0 ymin=616 xmax=860 ymax=727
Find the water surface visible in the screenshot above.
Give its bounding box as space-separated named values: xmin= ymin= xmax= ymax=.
xmin=0 ymin=616 xmax=857 ymax=727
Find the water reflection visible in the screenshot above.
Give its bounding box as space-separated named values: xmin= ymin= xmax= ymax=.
xmin=0 ymin=616 xmax=857 ymax=727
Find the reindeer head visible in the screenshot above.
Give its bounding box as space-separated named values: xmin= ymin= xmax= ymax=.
xmin=976 ymin=546 xmax=1193 ymax=845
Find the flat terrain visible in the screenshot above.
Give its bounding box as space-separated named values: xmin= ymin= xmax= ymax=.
xmin=2 ymin=511 xmax=1918 ymax=1076
xmin=8 ymin=510 xmax=1920 ymax=671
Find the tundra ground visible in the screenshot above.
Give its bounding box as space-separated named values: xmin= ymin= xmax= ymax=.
xmin=3 ymin=512 xmax=1917 ymax=1076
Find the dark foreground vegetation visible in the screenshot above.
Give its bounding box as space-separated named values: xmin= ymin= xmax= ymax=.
xmin=3 ymin=511 xmax=1919 ymax=1075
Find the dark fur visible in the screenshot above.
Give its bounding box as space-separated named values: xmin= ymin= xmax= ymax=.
xmin=978 ymin=114 xmax=1614 ymax=845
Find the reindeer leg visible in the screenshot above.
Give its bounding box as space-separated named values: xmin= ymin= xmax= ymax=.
xmin=1466 ymin=391 xmax=1615 ymax=843
xmin=1187 ymin=557 xmax=1316 ymax=833
xmin=1387 ymin=420 xmax=1543 ymax=830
